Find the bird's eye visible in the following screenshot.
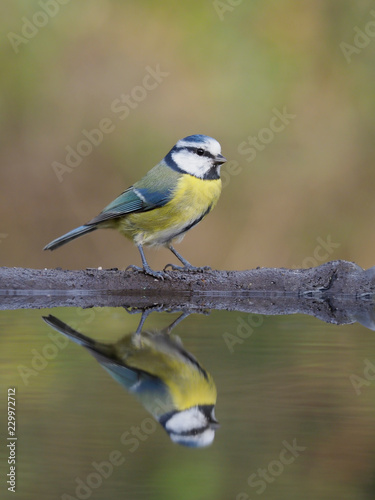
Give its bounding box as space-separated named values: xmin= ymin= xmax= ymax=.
xmin=196 ymin=148 xmax=205 ymax=156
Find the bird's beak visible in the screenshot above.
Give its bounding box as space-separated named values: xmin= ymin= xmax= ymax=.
xmin=214 ymin=153 xmax=227 ymax=165
xmin=209 ymin=417 xmax=220 ymax=430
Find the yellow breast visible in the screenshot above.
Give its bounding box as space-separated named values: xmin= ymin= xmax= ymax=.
xmin=118 ymin=175 xmax=222 ymax=246
xmin=120 ymin=334 xmax=217 ymax=410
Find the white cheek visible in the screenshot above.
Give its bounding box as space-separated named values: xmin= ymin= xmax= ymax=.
xmin=165 ymin=407 xmax=206 ymax=433
xmin=172 ymin=151 xmax=210 ymax=178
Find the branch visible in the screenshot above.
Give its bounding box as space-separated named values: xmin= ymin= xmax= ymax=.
xmin=1 ymin=260 xmax=374 ymax=327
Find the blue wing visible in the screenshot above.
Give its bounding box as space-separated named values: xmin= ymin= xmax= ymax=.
xmin=88 ymin=163 xmax=178 ymax=225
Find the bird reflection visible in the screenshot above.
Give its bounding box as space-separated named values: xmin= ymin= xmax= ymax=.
xmin=42 ymin=311 xmax=219 ymax=447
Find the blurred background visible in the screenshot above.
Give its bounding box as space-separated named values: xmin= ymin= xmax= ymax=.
xmin=2 ymin=0 xmax=375 ymax=271
xmin=3 ymin=4 xmax=375 ymax=498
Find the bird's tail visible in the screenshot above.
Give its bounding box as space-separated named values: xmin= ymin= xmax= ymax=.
xmin=42 ymin=315 xmax=113 ymax=357
xmin=43 ymin=315 xmax=147 ymax=391
xmin=43 ymin=315 xmax=97 ymax=348
xmin=43 ymin=225 xmax=97 ymax=251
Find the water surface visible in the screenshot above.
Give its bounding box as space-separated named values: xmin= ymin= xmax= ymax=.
xmin=1 ymin=306 xmax=375 ymax=500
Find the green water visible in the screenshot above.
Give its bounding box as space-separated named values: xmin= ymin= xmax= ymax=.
xmin=1 ymin=307 xmax=375 ymax=500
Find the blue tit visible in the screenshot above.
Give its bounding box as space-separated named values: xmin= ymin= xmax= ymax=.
xmin=44 ymin=134 xmax=227 ymax=279
xmin=43 ymin=314 xmax=219 ymax=447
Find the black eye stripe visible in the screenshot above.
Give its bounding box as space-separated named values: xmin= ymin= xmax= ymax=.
xmin=183 ymin=146 xmax=215 ymax=159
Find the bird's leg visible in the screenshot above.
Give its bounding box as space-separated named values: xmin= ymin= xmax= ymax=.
xmin=161 ymin=312 xmax=191 ymax=335
xmin=134 ymin=309 xmax=153 ymax=334
xmin=125 ymin=305 xmax=173 ymax=335
xmin=164 ymin=245 xmax=211 ymax=273
xmin=126 ymin=244 xmax=170 ymax=280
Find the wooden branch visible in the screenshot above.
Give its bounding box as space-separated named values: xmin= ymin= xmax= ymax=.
xmin=1 ymin=260 xmax=374 ymax=327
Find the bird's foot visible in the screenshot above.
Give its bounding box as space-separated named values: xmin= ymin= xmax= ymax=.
xmin=164 ymin=263 xmax=211 ymax=273
xmin=126 ymin=264 xmax=170 ymax=280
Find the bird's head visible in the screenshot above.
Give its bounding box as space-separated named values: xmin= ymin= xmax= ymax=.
xmin=159 ymin=404 xmax=219 ymax=447
xmin=165 ymin=134 xmax=227 ymax=180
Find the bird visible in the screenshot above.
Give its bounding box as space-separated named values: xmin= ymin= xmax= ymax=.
xmin=42 ymin=313 xmax=219 ymax=447
xmin=44 ymin=134 xmax=227 ymax=279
